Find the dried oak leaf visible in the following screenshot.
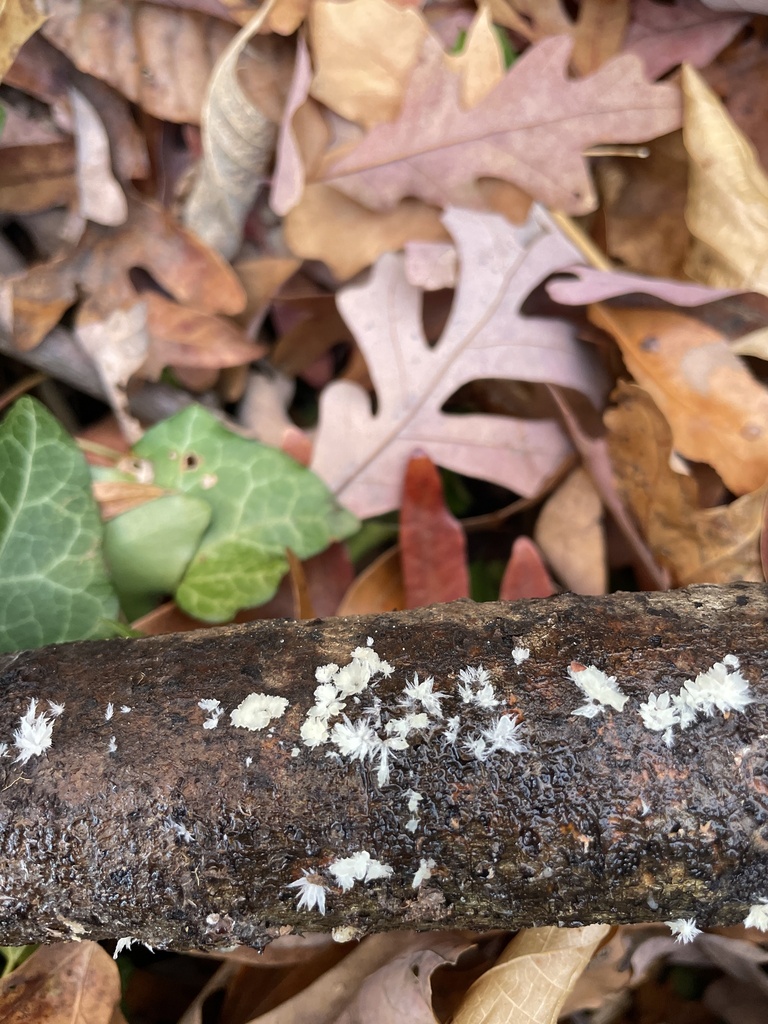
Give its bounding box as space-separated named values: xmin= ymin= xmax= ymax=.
xmin=5 ymin=195 xmax=245 ymax=352
xmin=311 ymin=205 xmax=607 ymax=518
xmin=321 ymin=34 xmax=681 ymax=215
xmin=40 ymin=0 xmax=244 ymax=124
xmin=605 ymin=382 xmax=766 ymax=586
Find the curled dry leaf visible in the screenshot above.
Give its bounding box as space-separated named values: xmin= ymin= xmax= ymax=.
xmin=605 ymin=383 xmax=766 ymax=585
xmin=69 ymin=86 xmax=127 ymax=227
xmin=6 ymin=33 xmax=150 ymax=182
xmin=0 ymin=140 xmax=76 ymax=214
xmin=183 ymin=0 xmax=291 ymax=258
xmin=0 ymin=941 xmax=120 ymax=1024
xmin=6 ymin=195 xmax=245 ymax=352
xmin=40 ymin=0 xmax=243 ymax=124
xmin=337 ymin=546 xmax=405 ymax=616
xmin=312 ymin=205 xmax=607 ymax=517
xmin=242 ymin=931 xmax=475 ymax=1024
xmin=76 ymin=301 xmax=148 ymax=441
xmin=683 ymin=65 xmax=768 ymax=295
xmin=590 ymin=304 xmax=768 ymax=496
xmin=142 ymin=292 xmax=266 ymax=378
xmin=534 ymin=466 xmax=607 ymax=595
xmin=454 ymin=925 xmax=611 ymax=1024
xmin=321 ymin=35 xmax=681 ymax=215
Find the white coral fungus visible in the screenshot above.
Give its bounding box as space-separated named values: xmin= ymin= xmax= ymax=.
xmin=331 ymin=716 xmax=380 ymax=761
xmin=512 ymin=647 xmax=530 ymax=665
xmin=457 ymin=665 xmax=499 ymax=708
xmin=638 ymin=692 xmax=679 ymax=747
xmin=443 ymin=716 xmax=461 ymax=744
xmin=289 ymin=871 xmax=328 ymax=914
xmin=666 ymin=918 xmax=701 ymax=944
xmin=403 ymin=674 xmax=445 ymax=717
xmin=744 ymin=900 xmax=768 ymax=932
xmin=682 ymin=660 xmax=754 ymax=717
xmin=464 ymin=715 xmax=526 ymax=761
xmin=568 ymin=664 xmax=628 ymax=718
xmin=13 ymin=699 xmax=55 ymax=764
xmin=198 ymin=698 xmax=223 ymax=730
xmin=230 ymin=693 xmax=289 ymax=731
xmin=412 ymin=858 xmax=437 ymax=889
xmin=329 ymin=851 xmax=393 ymax=892
xmin=638 ymin=658 xmax=754 ymax=745
xmin=482 ymin=715 xmax=526 ymax=755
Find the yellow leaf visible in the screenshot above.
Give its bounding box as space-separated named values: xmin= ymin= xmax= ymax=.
xmin=454 ymin=925 xmax=611 ymax=1024
xmin=446 ymin=4 xmax=505 ymax=107
xmin=310 ymin=0 xmax=427 ymax=127
xmin=682 ymin=64 xmax=768 ymax=294
xmin=0 ymin=0 xmax=48 ymax=82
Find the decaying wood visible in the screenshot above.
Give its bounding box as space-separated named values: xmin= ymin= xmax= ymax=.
xmin=0 ymin=583 xmax=766 ymax=951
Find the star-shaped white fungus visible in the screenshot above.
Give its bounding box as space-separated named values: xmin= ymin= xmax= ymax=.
xmin=288 ymin=872 xmax=328 ymax=914
xmin=667 ymin=918 xmax=701 ymax=944
xmin=744 ymin=900 xmax=768 ymax=932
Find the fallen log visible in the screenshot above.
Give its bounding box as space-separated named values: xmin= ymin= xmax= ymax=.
xmin=0 ymin=583 xmax=766 ymax=951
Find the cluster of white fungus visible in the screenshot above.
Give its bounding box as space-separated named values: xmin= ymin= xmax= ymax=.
xmin=639 ymin=657 xmax=754 ymax=746
xmin=328 ymin=850 xmax=393 ymax=891
xmin=457 ymin=665 xmax=500 ymax=709
xmin=198 ymin=698 xmax=223 ymax=730
xmin=568 ymin=663 xmax=629 ymax=718
xmin=13 ymin=698 xmax=56 ymax=764
xmin=230 ymin=693 xmax=289 ymax=731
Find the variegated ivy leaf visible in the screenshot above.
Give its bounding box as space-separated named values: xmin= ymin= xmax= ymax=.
xmin=131 ymin=405 xmax=359 ymax=622
xmin=0 ymin=398 xmax=119 ymax=652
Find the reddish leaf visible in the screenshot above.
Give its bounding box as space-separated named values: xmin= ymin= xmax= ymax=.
xmin=400 ymin=453 xmax=470 ymax=608
xmin=500 ymin=536 xmax=557 ymax=601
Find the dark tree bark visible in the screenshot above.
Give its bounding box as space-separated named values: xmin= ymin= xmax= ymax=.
xmin=0 ymin=584 xmax=766 ymax=951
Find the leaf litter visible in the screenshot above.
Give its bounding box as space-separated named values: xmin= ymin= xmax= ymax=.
xmin=3 ymin=1 xmax=768 ymax=1022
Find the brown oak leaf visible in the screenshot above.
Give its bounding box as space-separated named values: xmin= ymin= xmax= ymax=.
xmin=320 ymin=34 xmax=681 ymax=216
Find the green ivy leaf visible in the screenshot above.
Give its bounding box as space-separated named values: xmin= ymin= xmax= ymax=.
xmin=132 ymin=405 xmax=359 ymax=622
xmin=0 ymin=398 xmax=119 ymax=652
xmin=103 ymin=493 xmax=212 ymax=621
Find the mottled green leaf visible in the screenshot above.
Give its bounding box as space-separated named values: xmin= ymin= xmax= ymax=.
xmin=132 ymin=405 xmax=359 ymax=621
xmin=0 ymin=398 xmax=119 ymax=652
xmin=103 ymin=493 xmax=212 ymax=620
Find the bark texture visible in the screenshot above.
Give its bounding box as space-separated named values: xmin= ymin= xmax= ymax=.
xmin=0 ymin=584 xmax=766 ymax=951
